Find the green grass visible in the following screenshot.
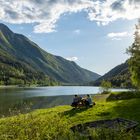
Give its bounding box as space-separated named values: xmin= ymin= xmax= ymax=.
xmin=0 ymin=91 xmax=140 ymax=139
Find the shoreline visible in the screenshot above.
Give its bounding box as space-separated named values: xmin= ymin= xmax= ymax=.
xmin=0 ymin=85 xmax=20 ymax=89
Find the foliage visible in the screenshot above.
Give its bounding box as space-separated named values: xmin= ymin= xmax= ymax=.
xmin=88 ymin=128 xmax=135 ymax=140
xmin=0 ymin=91 xmax=140 ymax=139
xmin=127 ymin=20 xmax=140 ymax=89
xmin=91 ymin=61 xmax=132 ymax=88
xmin=0 ymin=60 xmax=59 ymax=86
xmin=106 ymin=91 xmax=140 ymax=101
xmin=100 ymin=80 xmax=112 ymax=94
xmin=0 ymin=113 xmax=70 ymax=140
xmin=91 ymin=21 xmax=140 ymax=89
xmin=0 ymin=23 xmax=100 ymax=85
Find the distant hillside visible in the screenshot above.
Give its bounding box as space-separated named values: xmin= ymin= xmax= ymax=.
xmin=0 ymin=23 xmax=100 ymax=85
xmin=90 ymin=61 xmax=132 ymax=88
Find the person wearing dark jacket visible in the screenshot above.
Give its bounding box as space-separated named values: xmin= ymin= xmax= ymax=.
xmin=71 ymin=95 xmax=82 ymax=107
xmin=85 ymin=94 xmax=93 ymax=107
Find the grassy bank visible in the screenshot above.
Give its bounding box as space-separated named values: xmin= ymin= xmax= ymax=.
xmin=0 ymin=91 xmax=140 ymax=139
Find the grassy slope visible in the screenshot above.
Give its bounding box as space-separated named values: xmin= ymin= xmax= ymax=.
xmin=0 ymin=92 xmax=140 ymax=139
xmin=0 ymin=23 xmax=100 ymax=84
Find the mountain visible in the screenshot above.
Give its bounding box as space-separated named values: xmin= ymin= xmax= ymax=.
xmin=91 ymin=61 xmax=132 ymax=88
xmin=0 ymin=23 xmax=100 ymax=85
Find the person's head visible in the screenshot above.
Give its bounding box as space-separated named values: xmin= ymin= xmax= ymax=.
xmin=75 ymin=95 xmax=78 ymax=97
xmin=87 ymin=94 xmax=90 ymax=97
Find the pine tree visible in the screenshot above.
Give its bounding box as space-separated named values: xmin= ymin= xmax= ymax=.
xmin=127 ymin=20 xmax=140 ymax=89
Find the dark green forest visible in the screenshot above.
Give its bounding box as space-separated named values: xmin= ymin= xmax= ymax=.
xmin=127 ymin=20 xmax=140 ymax=89
xmin=91 ymin=61 xmax=132 ymax=88
xmin=0 ymin=52 xmax=58 ymax=86
xmin=91 ymin=21 xmax=140 ymax=89
xmin=0 ymin=23 xmax=100 ymax=86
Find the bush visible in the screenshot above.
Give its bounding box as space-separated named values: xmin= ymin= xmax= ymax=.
xmin=100 ymin=80 xmax=112 ymax=94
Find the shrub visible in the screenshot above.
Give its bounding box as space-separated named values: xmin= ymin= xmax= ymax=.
xmin=100 ymin=80 xmax=112 ymax=94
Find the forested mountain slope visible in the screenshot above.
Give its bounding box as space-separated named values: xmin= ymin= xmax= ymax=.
xmin=0 ymin=23 xmax=100 ymax=85
xmin=90 ymin=61 xmax=131 ymax=87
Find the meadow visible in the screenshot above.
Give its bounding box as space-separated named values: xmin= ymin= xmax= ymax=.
xmin=0 ymin=91 xmax=140 ymax=140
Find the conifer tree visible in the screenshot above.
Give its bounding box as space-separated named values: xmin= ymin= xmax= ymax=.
xmin=127 ymin=20 xmax=140 ymax=89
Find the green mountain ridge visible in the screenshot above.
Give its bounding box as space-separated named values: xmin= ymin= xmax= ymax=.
xmin=0 ymin=23 xmax=100 ymax=85
xmin=91 ymin=61 xmax=131 ymax=88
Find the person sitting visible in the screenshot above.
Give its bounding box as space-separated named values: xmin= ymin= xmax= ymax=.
xmin=71 ymin=95 xmax=82 ymax=108
xmin=85 ymin=94 xmax=93 ymax=107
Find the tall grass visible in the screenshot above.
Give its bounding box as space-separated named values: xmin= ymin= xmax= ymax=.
xmin=0 ymin=111 xmax=136 ymax=140
xmin=0 ymin=91 xmax=139 ymax=140
xmin=0 ymin=112 xmax=70 ymax=140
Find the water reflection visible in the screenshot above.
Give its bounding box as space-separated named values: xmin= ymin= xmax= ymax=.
xmin=0 ymin=86 xmax=128 ymax=117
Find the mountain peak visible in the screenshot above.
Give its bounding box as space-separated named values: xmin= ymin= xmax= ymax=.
xmin=0 ymin=23 xmax=7 ymax=27
xmin=0 ymin=23 xmax=100 ymax=84
xmin=0 ymin=23 xmax=11 ymax=30
xmin=0 ymin=23 xmax=13 ymax=37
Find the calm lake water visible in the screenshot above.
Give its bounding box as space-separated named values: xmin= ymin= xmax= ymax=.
xmin=0 ymin=86 xmax=127 ymax=117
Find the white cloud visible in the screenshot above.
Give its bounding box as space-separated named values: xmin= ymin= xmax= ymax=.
xmin=66 ymin=57 xmax=78 ymax=61
xmin=111 ymin=37 xmax=122 ymax=41
xmin=108 ymin=32 xmax=129 ymax=38
xmin=107 ymin=31 xmax=130 ymax=40
xmin=0 ymin=0 xmax=140 ymax=33
xmin=74 ymin=29 xmax=81 ymax=34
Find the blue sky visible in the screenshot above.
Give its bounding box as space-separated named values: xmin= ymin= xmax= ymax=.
xmin=0 ymin=0 xmax=139 ymax=75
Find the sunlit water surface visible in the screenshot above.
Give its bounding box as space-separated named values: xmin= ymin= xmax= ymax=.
xmin=0 ymin=86 xmax=128 ymax=116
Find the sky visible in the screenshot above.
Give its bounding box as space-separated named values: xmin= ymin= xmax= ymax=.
xmin=0 ymin=0 xmax=140 ymax=75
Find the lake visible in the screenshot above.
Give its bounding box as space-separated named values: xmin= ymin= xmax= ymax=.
xmin=0 ymin=86 xmax=127 ymax=117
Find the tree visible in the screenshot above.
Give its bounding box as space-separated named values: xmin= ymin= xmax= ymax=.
xmin=100 ymin=80 xmax=112 ymax=94
xmin=127 ymin=20 xmax=140 ymax=89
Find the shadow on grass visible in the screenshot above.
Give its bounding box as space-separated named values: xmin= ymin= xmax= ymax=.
xmin=63 ymin=107 xmax=89 ymax=117
xmin=106 ymin=91 xmax=140 ymax=102
xmin=106 ymin=91 xmax=140 ymax=136
xmin=108 ymin=98 xmax=140 ymax=136
xmin=96 ymin=111 xmax=111 ymax=117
